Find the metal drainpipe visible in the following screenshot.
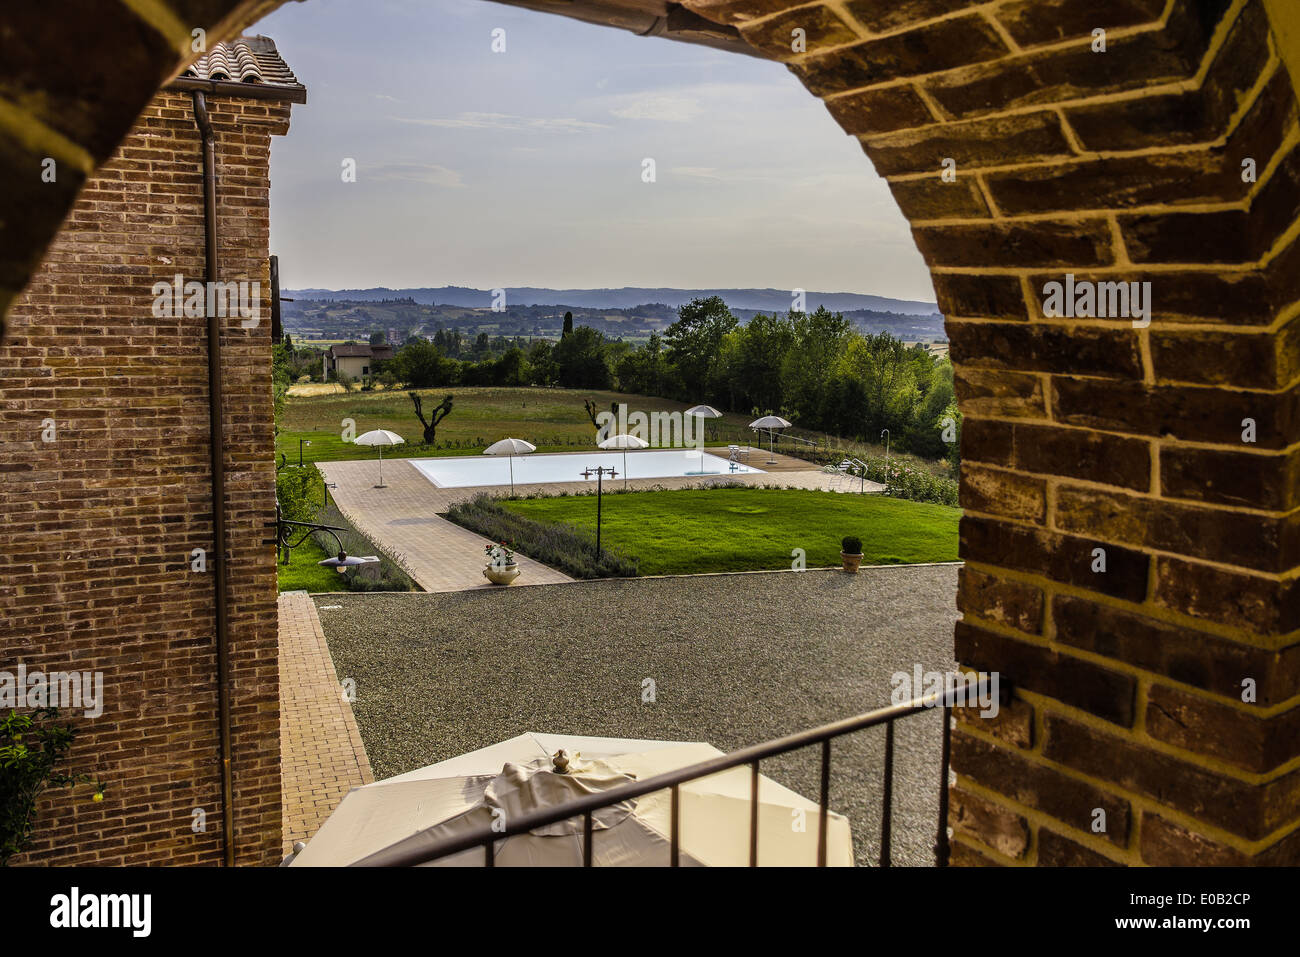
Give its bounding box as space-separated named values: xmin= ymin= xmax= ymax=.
xmin=192 ymin=91 xmax=236 ymax=867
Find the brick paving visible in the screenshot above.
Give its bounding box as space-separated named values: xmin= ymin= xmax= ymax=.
xmin=278 ymin=590 xmax=374 ymax=854
xmin=317 ymin=451 xmax=882 ymax=593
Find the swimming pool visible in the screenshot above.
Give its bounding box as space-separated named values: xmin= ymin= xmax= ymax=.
xmin=409 ymin=449 xmax=765 ymax=488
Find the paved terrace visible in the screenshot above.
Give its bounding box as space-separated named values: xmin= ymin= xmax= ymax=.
xmin=278 ymin=591 xmax=373 ymax=855
xmin=318 ymin=449 xmax=883 ymax=593
xmin=311 ymin=563 xmax=961 ymax=867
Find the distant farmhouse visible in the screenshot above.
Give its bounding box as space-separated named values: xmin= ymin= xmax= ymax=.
xmin=323 ymin=342 xmax=393 ymax=380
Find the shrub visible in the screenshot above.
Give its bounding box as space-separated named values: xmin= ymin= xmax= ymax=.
xmin=841 ymin=536 xmax=862 ymax=554
xmin=1 ymin=708 xmax=104 ymax=865
xmin=812 ymin=449 xmax=958 ymax=506
xmin=444 ymin=494 xmax=638 ymax=579
xmin=310 ymin=502 xmax=419 ymax=592
xmin=276 ymin=465 xmax=321 ymax=524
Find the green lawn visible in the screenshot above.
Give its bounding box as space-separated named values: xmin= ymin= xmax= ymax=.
xmin=501 ymin=487 xmax=960 ymax=575
xmin=276 ymin=535 xmax=349 ymax=593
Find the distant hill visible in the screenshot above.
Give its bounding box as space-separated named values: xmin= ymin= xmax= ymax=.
xmin=283 ymin=285 xmax=940 ymax=316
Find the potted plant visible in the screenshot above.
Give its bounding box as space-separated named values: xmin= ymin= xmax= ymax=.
xmin=483 ymin=541 xmax=520 ymax=585
xmin=840 ymin=536 xmax=863 ymax=573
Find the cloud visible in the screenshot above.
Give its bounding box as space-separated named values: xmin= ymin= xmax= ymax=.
xmin=388 ymin=112 xmax=610 ymax=133
xmin=368 ymin=162 xmax=465 ymax=188
xmin=670 ymin=166 xmax=725 ymax=180
xmin=607 ymin=93 xmax=703 ymax=122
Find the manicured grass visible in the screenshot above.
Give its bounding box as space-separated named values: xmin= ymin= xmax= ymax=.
xmin=276 ymin=536 xmax=348 ymax=593
xmin=501 ymin=487 xmax=960 ymax=575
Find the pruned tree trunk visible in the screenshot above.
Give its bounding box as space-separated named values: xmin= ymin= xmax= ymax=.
xmin=410 ymin=391 xmax=454 ymax=445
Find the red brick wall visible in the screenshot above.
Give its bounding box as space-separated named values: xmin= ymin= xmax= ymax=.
xmin=2 ymin=0 xmax=1299 ymax=867
xmin=682 ymin=0 xmax=1300 ymax=865
xmin=0 ymin=89 xmax=288 ymax=865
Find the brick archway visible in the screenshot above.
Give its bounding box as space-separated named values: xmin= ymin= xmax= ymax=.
xmin=3 ymin=0 xmax=1298 ymax=865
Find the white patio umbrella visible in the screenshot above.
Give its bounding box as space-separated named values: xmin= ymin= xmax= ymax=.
xmin=749 ymin=415 xmax=792 ymax=465
xmin=483 ymin=437 xmax=536 ymax=495
xmin=684 ymin=404 xmax=723 ymax=475
xmin=353 ymin=429 xmax=405 ymax=488
xmin=597 ymin=432 xmax=649 ymax=489
xmin=290 ymin=732 xmax=853 ymax=867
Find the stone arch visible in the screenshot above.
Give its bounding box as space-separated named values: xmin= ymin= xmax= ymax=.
xmin=2 ymin=0 xmax=1298 ymax=865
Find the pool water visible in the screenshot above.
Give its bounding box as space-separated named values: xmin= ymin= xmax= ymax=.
xmin=408 ymin=449 xmax=765 ymax=488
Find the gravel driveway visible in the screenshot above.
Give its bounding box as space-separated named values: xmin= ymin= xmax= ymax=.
xmin=314 ymin=563 xmax=960 ymax=866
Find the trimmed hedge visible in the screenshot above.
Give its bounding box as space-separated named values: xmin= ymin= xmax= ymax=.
xmin=444 ymin=494 xmax=638 ymax=579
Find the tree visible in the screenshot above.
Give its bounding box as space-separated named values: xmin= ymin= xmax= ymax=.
xmin=584 ymin=397 xmax=617 ymax=433
xmin=527 ymin=339 xmax=557 ymax=387
xmin=369 ymin=330 xmax=387 ymax=346
xmin=271 ymin=341 xmax=292 ymax=433
xmin=409 ymin=392 xmax=454 ymax=445
xmin=391 ymin=339 xmax=455 ymax=388
xmin=562 ymin=311 xmax=574 ymax=338
xmin=663 ymin=296 xmax=737 ymax=399
xmin=551 ymin=325 xmax=611 ymax=389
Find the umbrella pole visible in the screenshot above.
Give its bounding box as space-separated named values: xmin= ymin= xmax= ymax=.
xmin=376 ymin=446 xmax=385 ymax=488
xmin=509 ymin=454 xmax=515 ymax=497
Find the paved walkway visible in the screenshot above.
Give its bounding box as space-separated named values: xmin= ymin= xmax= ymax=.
xmin=318 ymin=460 xmax=576 ymax=592
xmin=278 ymin=591 xmax=374 ymax=854
xmin=318 ymin=451 xmax=883 ymax=593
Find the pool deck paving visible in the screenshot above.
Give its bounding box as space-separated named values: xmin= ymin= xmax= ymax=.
xmin=318 ymin=449 xmax=883 ymax=593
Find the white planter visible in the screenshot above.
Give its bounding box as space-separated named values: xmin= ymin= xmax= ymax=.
xmin=483 ymin=562 xmax=520 ymax=585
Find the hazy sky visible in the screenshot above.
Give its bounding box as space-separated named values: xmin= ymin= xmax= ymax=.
xmin=254 ymin=0 xmax=935 ymax=301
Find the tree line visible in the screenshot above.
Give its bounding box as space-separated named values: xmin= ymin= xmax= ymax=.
xmin=280 ymin=297 xmax=959 ymax=463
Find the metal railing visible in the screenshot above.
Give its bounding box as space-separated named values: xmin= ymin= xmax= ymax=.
xmin=354 ymin=679 xmax=996 ymax=868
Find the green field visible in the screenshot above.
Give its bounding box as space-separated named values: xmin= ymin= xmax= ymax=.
xmin=501 ymin=487 xmax=960 ymax=575
xmin=277 ymin=385 xmax=943 ymax=475
xmin=276 ymin=535 xmax=349 ymax=592
xmin=280 ymin=387 xmax=788 ymax=466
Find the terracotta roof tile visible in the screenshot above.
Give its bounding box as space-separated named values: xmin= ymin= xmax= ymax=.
xmin=180 ymin=35 xmax=303 ymax=92
xmin=328 ymin=344 xmax=394 ymax=359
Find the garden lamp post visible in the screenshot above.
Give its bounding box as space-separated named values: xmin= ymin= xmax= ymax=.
xmin=581 ymin=466 xmax=618 ymax=555
xmin=299 ymin=438 xmax=311 ymax=467
xmin=881 ymin=429 xmax=890 ymax=486
xmin=270 ymin=503 xmax=367 ymax=570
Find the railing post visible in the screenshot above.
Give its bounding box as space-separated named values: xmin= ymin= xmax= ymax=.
xmin=583 ymin=810 xmax=593 ymax=867
xmin=817 ymin=739 xmax=831 ymax=867
xmin=880 ymin=720 xmax=895 ymax=868
xmin=749 ymin=759 xmax=760 ymax=867
xmin=670 ymin=785 xmax=680 ymax=867
xmin=936 ymin=704 xmax=953 ymax=867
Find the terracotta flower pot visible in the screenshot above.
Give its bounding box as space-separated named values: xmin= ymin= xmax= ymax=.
xmin=841 ymin=552 xmax=863 ymax=573
xmin=483 ymin=562 xmax=520 ymax=585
